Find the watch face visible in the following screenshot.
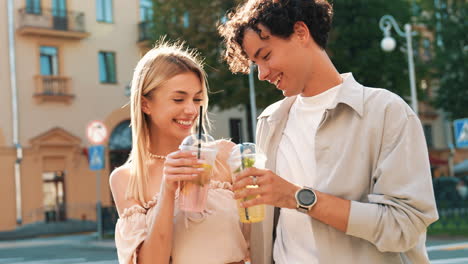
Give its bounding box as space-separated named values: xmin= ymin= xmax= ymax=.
xmin=298 ymin=189 xmax=316 ymax=206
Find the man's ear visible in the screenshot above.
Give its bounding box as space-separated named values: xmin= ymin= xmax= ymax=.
xmin=141 ymin=96 xmax=151 ymax=115
xmin=293 ymin=21 xmax=311 ymax=42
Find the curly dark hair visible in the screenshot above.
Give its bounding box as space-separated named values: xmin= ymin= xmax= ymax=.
xmin=218 ymin=0 xmax=333 ymax=74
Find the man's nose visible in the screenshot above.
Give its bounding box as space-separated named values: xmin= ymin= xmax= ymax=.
xmin=257 ymin=64 xmax=270 ymax=81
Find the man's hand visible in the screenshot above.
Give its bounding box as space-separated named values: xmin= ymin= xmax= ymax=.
xmin=232 ymin=167 xmax=301 ymax=209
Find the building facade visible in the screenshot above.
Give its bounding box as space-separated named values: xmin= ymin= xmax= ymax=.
xmin=413 ymin=25 xmax=468 ymax=177
xmin=0 ymin=0 xmax=249 ymax=232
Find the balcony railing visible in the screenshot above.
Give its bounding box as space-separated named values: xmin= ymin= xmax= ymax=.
xmin=34 ymin=75 xmax=74 ymax=104
xmin=17 ymin=8 xmax=89 ymax=40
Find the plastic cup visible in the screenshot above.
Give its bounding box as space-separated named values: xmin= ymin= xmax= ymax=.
xmin=178 ymin=134 xmax=218 ymax=212
xmin=228 ymin=143 xmax=266 ymax=223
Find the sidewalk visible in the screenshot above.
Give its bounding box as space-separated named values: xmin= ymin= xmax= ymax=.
xmin=0 ymin=220 xmax=96 ymax=241
xmin=0 ymin=232 xmax=115 ymax=250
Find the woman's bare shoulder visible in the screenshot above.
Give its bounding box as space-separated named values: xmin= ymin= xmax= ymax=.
xmin=109 ymin=164 xmax=141 ymax=216
xmin=109 ymin=163 xmax=131 ymax=190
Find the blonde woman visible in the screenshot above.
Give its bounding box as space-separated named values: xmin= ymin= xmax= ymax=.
xmin=109 ymin=41 xmax=249 ymax=264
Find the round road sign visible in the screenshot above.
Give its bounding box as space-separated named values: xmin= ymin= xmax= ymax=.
xmin=87 ymin=120 xmax=108 ymax=145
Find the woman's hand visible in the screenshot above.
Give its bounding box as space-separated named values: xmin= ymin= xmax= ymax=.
xmin=162 ymin=150 xmax=204 ymax=194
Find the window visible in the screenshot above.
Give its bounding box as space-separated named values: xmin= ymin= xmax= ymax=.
xmin=423 ymin=38 xmax=432 ymax=60
xmin=183 ymin=11 xmax=190 ymax=28
xmin=109 ymin=120 xmax=132 ymax=151
xmin=52 ymin=0 xmax=68 ymax=30
xmin=423 ymin=124 xmax=433 ymax=148
xmin=52 ymin=0 xmax=66 ymax=14
xmin=109 ymin=120 xmax=132 ymax=175
xmin=26 ymin=0 xmax=41 ymax=15
xmin=229 ymin=118 xmax=242 ymax=144
xmin=99 ymin=52 xmax=116 ymax=83
xmin=42 ymin=171 xmax=66 ymax=222
xmin=52 ymin=0 xmax=67 ymax=16
xmin=140 ymin=0 xmax=153 ymax=22
xmin=40 ymin=46 xmax=58 ymax=76
xmin=96 ymin=0 xmax=113 ymax=23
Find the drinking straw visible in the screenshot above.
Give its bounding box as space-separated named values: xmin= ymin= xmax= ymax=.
xmin=197 ymin=106 xmax=203 ymax=159
xmin=239 ymin=124 xmax=244 ymax=170
xmin=238 ymin=122 xmax=250 ymax=221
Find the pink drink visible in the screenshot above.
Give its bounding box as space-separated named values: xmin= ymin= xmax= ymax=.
xmin=179 ymin=163 xmax=213 ymax=212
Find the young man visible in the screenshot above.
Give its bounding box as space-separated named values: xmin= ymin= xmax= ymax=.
xmin=218 ymin=0 xmax=438 ymax=263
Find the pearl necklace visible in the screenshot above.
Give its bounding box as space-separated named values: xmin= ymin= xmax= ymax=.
xmin=148 ymin=152 xmax=166 ymax=160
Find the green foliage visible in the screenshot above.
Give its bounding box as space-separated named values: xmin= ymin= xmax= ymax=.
xmin=149 ymin=0 xmax=281 ymax=111
xmin=415 ymin=0 xmax=468 ymax=120
xmin=149 ymin=0 xmax=462 ymax=112
xmin=328 ymin=0 xmax=414 ymax=97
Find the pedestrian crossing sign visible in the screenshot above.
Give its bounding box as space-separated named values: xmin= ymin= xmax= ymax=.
xmin=454 ymin=118 xmax=468 ymax=148
xmin=89 ymin=145 xmax=105 ymax=170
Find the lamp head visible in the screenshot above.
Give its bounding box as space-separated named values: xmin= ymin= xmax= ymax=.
xmin=381 ymin=36 xmax=396 ymax=52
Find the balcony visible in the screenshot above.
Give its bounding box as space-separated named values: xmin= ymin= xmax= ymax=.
xmin=17 ymin=8 xmax=89 ymax=40
xmin=34 ymin=75 xmax=74 ymax=104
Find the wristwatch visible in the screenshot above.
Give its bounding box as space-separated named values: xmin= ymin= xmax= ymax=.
xmin=295 ymin=186 xmax=317 ymax=213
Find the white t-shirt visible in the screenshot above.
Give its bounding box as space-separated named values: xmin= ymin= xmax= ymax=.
xmin=273 ymin=84 xmax=341 ymax=264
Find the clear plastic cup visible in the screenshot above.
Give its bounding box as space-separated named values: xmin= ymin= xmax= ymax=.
xmin=178 ymin=134 xmax=218 ymax=212
xmin=228 ymin=143 xmax=267 ymax=223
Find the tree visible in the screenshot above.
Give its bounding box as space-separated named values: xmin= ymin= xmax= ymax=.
xmin=149 ymin=0 xmax=433 ymax=116
xmin=150 ymin=0 xmax=281 ymax=140
xmin=328 ymin=0 xmax=416 ymax=98
xmin=415 ymin=0 xmax=467 ymax=120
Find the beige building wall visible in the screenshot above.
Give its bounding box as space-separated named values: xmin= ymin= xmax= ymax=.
xmin=0 ymin=129 xmax=5 ymax=147
xmin=1 ymin=0 xmax=11 ymax=148
xmin=0 ymin=148 xmax=16 ymax=229
xmin=0 ymin=0 xmax=140 ymax=231
xmin=431 ymin=111 xmax=450 ymax=149
xmin=210 ymin=106 xmax=250 ymax=141
xmin=13 ymin=0 xmax=137 ymax=144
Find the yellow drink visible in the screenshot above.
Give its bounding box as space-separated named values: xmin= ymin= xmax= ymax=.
xmin=228 ymin=145 xmax=267 ymax=223
xmin=195 ymin=164 xmax=212 ymax=186
xmin=237 ymin=185 xmax=265 ymax=223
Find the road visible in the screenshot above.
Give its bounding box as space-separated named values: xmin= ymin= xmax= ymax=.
xmin=0 ymin=234 xmax=467 ymax=263
xmin=427 ymin=237 xmax=468 ymax=264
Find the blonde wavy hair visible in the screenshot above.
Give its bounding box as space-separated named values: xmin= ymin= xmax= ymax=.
xmin=126 ymin=40 xmax=210 ymax=204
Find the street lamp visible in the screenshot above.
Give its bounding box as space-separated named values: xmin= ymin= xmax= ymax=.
xmin=379 ymin=15 xmax=418 ymax=115
xmin=249 ymin=64 xmax=257 ymax=143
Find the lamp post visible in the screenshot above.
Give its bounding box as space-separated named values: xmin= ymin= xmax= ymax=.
xmin=379 ymin=15 xmax=418 ymax=115
xmin=248 ymin=64 xmax=257 ymax=143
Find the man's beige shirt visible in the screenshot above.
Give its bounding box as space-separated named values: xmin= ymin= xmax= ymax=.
xmin=250 ymin=73 xmax=439 ymax=264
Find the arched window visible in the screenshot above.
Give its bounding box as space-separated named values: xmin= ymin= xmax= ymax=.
xmin=109 ymin=120 xmax=132 ymax=172
xmin=109 ymin=120 xmax=131 ymax=151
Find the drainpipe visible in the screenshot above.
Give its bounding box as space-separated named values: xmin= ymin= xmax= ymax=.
xmin=8 ymin=0 xmax=22 ymax=226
